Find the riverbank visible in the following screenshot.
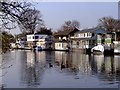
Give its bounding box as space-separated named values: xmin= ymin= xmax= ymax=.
xmin=11 ymin=47 xmax=120 ymax=56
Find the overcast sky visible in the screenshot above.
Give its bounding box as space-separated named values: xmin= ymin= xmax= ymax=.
xmin=10 ymin=1 xmax=119 ymax=34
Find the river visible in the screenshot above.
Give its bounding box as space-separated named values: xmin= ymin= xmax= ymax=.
xmin=1 ymin=50 xmax=120 ymax=88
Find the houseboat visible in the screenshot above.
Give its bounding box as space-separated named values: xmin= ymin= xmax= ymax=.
xmin=71 ymin=27 xmax=114 ymax=54
xmin=54 ymin=28 xmax=79 ymax=51
xmin=27 ymin=33 xmax=54 ymax=51
xmin=91 ymin=44 xmax=113 ymax=55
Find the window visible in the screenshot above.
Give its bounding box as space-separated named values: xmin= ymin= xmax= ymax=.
xmin=92 ymin=33 xmax=95 ymax=37
xmin=84 ymin=33 xmax=85 ymax=37
xmin=33 ymin=36 xmax=34 ymax=39
xmin=62 ymin=43 xmax=63 ymax=48
xmin=45 ymin=38 xmax=49 ymax=41
xmin=28 ymin=36 xmax=31 ymax=39
xmin=77 ymin=42 xmax=79 ymax=45
xmin=89 ymin=40 xmax=91 ymax=45
xmin=59 ymin=37 xmax=61 ymax=40
xmin=63 ymin=37 xmax=66 ymax=40
xmin=35 ymin=36 xmax=39 ymax=39
xmin=87 ymin=33 xmax=89 ymax=37
xmin=59 ymin=43 xmax=61 ymax=47
xmin=88 ymin=33 xmax=91 ymax=37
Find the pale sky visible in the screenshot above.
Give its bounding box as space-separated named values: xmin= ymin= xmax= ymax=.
xmin=10 ymin=1 xmax=119 ymax=34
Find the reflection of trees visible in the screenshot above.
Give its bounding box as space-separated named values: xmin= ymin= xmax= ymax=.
xmin=21 ymin=51 xmax=45 ymax=87
xmin=1 ymin=52 xmax=15 ymax=77
xmin=55 ymin=51 xmax=77 ymax=74
xmin=66 ymin=52 xmax=72 ymax=69
xmin=88 ymin=55 xmax=98 ymax=74
xmin=19 ymin=50 xmax=120 ymax=87
xmin=115 ymin=56 xmax=120 ymax=81
xmin=44 ymin=51 xmax=55 ymax=67
xmin=98 ymin=56 xmax=117 ymax=82
xmin=111 ymin=56 xmax=115 ymax=74
xmin=54 ymin=51 xmax=90 ymax=74
xmin=0 ymin=52 xmax=15 ymax=88
xmin=25 ymin=51 xmax=39 ymax=86
xmin=101 ymin=56 xmax=105 ymax=73
xmin=20 ymin=50 xmax=120 ymax=87
xmin=92 ymin=55 xmax=120 ymax=83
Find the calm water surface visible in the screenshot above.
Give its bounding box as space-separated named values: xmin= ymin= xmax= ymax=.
xmin=1 ymin=50 xmax=120 ymax=88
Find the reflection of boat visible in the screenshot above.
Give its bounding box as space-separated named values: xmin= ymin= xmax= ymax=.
xmin=92 ymin=50 xmax=103 ymax=55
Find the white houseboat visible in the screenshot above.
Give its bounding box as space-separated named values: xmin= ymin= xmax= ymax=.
xmin=27 ymin=34 xmax=54 ymax=50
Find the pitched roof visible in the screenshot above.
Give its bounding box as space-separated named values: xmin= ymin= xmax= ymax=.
xmin=75 ymin=27 xmax=110 ymax=34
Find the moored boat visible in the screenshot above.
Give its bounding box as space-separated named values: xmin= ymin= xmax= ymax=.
xmin=91 ymin=44 xmax=113 ymax=55
xmin=91 ymin=45 xmax=104 ymax=54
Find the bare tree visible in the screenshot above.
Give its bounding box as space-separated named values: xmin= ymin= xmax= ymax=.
xmin=98 ymin=17 xmax=120 ymax=41
xmin=71 ymin=20 xmax=80 ymax=29
xmin=19 ymin=8 xmax=43 ymax=34
xmin=37 ymin=27 xmax=52 ymax=35
xmin=0 ymin=1 xmax=44 ymax=54
xmin=0 ymin=1 xmax=31 ymax=29
xmin=98 ymin=17 xmax=120 ymax=32
xmin=61 ymin=20 xmax=80 ymax=31
xmin=0 ymin=1 xmax=43 ymax=34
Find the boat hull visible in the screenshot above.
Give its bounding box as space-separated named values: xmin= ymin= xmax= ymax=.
xmin=92 ymin=50 xmax=103 ymax=55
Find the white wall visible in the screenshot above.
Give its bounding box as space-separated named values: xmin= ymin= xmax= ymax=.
xmin=37 ymin=41 xmax=46 ymax=49
xmin=55 ymin=43 xmax=67 ymax=50
xmin=27 ymin=34 xmax=47 ymax=42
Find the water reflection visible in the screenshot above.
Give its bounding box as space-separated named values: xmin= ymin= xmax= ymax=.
xmin=20 ymin=51 xmax=120 ymax=87
xmin=54 ymin=51 xmax=120 ymax=84
xmin=55 ymin=52 xmax=120 ymax=82
xmin=2 ymin=50 xmax=120 ymax=88
xmin=20 ymin=51 xmax=57 ymax=87
xmin=21 ymin=51 xmax=44 ymax=87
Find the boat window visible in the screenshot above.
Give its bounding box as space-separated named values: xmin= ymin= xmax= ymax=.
xmin=33 ymin=36 xmax=34 ymax=39
xmin=84 ymin=33 xmax=85 ymax=37
xmin=89 ymin=33 xmax=91 ymax=36
xmin=59 ymin=43 xmax=61 ymax=47
xmin=92 ymin=33 xmax=95 ymax=37
xmin=28 ymin=36 xmax=31 ymax=39
xmin=87 ymin=33 xmax=89 ymax=37
xmin=35 ymin=36 xmax=39 ymax=39
xmin=77 ymin=41 xmax=79 ymax=45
